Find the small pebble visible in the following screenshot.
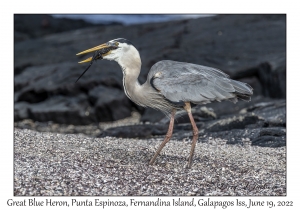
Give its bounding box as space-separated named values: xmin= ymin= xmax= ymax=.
xmin=14 ymin=128 xmax=286 ymax=196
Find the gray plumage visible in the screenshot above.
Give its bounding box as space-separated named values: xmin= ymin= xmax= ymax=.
xmin=76 ymin=38 xmax=253 ymax=168
xmin=77 ymin=38 xmax=253 ymax=114
xmin=148 ymin=60 xmax=253 ymax=107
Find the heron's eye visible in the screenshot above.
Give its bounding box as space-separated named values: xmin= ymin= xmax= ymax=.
xmin=115 ymin=42 xmax=119 ymax=46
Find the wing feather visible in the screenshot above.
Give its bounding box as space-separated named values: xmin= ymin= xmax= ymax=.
xmin=148 ymin=60 xmax=253 ymax=104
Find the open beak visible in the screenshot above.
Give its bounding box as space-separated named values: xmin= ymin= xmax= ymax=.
xmin=76 ymin=43 xmax=109 ymax=63
xmin=75 ymin=43 xmax=110 ymax=83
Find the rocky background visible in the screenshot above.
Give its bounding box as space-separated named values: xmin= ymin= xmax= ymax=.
xmin=14 ymin=14 xmax=286 ymax=147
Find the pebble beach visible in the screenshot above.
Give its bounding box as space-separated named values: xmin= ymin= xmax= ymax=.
xmin=14 ymin=128 xmax=286 ymax=196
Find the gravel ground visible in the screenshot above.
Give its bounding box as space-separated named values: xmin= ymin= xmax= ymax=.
xmin=14 ymin=128 xmax=286 ymax=196
xmin=14 ymin=112 xmax=142 ymax=137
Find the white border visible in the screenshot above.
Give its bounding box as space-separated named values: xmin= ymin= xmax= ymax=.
xmin=2 ymin=0 xmax=299 ymax=209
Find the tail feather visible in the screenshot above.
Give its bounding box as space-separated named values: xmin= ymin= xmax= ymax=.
xmin=235 ymin=93 xmax=252 ymax=102
xmin=231 ymin=80 xmax=253 ymax=94
xmin=230 ymin=80 xmax=253 ymax=102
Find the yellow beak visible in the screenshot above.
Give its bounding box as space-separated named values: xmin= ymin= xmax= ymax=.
xmin=78 ymin=57 xmax=93 ymax=64
xmin=76 ymin=43 xmax=109 ymax=63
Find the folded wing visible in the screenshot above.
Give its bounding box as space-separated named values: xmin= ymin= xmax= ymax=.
xmin=148 ymin=60 xmax=253 ymax=104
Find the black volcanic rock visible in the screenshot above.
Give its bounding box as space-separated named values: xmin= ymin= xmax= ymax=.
xmin=14 ymin=14 xmax=286 ymax=136
xmin=100 ymin=124 xmax=169 ymax=138
xmin=27 ymin=94 xmax=96 ymax=125
xmin=89 ymin=85 xmax=132 ymax=121
xmin=14 ymin=14 xmax=122 ymax=43
xmin=101 ymin=99 xmax=286 ymax=147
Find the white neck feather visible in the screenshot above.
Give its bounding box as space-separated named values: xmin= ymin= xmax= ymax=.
xmin=115 ymin=46 xmax=144 ymax=105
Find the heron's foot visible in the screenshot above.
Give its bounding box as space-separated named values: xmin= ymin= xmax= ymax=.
xmin=183 ymin=159 xmax=192 ymax=169
xmin=149 ymin=157 xmax=157 ymax=165
xmin=187 ymin=156 xmax=193 ymax=169
xmin=187 ymin=134 xmax=198 ymax=169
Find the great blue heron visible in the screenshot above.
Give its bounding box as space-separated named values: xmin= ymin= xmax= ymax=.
xmin=76 ymin=38 xmax=253 ymax=168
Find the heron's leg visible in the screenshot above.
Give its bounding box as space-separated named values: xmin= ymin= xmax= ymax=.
xmin=184 ymin=102 xmax=199 ymax=168
xmin=149 ymin=109 xmax=176 ymax=165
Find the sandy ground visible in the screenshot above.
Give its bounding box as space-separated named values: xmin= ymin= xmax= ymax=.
xmin=14 ymin=128 xmax=286 ymax=196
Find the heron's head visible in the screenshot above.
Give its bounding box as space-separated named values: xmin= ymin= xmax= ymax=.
xmin=76 ymin=38 xmax=139 ymax=82
xmin=77 ymin=38 xmax=139 ymax=62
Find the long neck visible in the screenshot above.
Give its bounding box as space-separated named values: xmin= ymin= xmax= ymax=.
xmin=115 ymin=48 xmax=172 ymax=112
xmin=116 ymin=49 xmax=145 ymax=105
